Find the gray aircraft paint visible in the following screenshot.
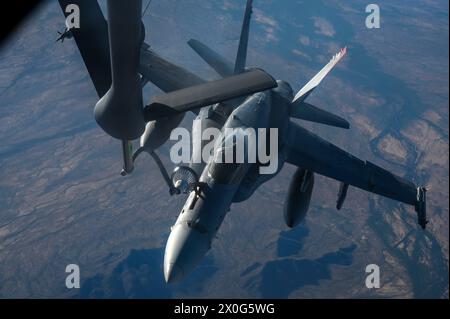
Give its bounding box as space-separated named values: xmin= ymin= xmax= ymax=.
xmin=94 ymin=0 xmax=146 ymax=140
xmin=57 ymin=0 xmax=428 ymax=284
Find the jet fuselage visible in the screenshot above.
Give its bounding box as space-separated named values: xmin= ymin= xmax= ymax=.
xmin=164 ymin=80 xmax=294 ymax=283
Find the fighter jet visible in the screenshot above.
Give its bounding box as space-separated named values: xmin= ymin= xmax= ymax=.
xmin=58 ymin=0 xmax=428 ymax=284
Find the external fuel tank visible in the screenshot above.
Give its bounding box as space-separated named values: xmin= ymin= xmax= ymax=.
xmin=284 ymin=168 xmax=314 ymax=228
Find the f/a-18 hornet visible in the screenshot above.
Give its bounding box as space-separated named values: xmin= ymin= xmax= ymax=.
xmin=58 ymin=0 xmax=428 ymax=283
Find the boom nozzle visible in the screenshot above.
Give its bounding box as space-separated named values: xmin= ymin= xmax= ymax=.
xmin=94 ymin=0 xmax=146 ymax=140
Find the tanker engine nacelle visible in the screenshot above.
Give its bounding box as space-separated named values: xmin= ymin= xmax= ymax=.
xmin=284 ymin=168 xmax=314 ymax=228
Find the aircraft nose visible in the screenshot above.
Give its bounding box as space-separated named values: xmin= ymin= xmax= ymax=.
xmin=164 ymin=262 xmax=184 ymax=284
xmin=163 ymin=222 xmax=211 ymax=284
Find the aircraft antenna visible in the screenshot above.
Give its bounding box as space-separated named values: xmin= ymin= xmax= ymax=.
xmin=142 ymin=0 xmax=152 ymax=18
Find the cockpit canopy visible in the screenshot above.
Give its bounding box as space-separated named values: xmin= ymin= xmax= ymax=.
xmin=207 ymin=128 xmax=255 ymax=184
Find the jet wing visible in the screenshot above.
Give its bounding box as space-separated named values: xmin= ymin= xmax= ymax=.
xmin=58 ymin=0 xmax=111 ymax=98
xmin=144 ymin=69 xmax=277 ymax=121
xmin=140 ymin=48 xmax=206 ymax=92
xmin=285 ymin=121 xmax=418 ymax=206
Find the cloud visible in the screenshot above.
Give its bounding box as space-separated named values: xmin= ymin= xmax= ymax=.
xmin=253 ymin=8 xmax=278 ymax=28
xmin=222 ymin=0 xmax=239 ymax=11
xmin=253 ymin=8 xmax=279 ymax=43
xmin=292 ymin=49 xmax=311 ymax=61
xmin=312 ymin=17 xmax=335 ymax=37
xmin=299 ymin=35 xmax=310 ymax=46
xmin=264 ymin=27 xmax=279 ymax=43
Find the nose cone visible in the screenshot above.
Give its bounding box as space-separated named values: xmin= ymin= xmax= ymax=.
xmin=163 ymin=179 xmax=238 ymax=283
xmin=163 ymin=222 xmax=210 ymax=284
xmin=164 ymin=262 xmax=184 ymax=284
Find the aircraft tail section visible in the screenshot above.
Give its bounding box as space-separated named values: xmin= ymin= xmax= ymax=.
xmin=293 ymin=47 xmax=347 ymax=103
xmin=140 ymin=48 xmax=205 ymax=92
xmin=234 ymin=0 xmax=253 ymax=74
xmin=186 ymin=0 xmax=253 ymax=77
xmin=290 ymin=101 xmax=350 ymax=129
xmin=187 ymin=39 xmax=234 ymax=77
xmin=289 ymin=47 xmax=349 ymax=129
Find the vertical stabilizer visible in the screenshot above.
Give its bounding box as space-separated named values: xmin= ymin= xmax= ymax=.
xmin=234 ymin=0 xmax=253 ymax=74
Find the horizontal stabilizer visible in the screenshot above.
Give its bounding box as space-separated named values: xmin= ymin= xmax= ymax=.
xmin=291 ymin=102 xmax=350 ymax=129
xmin=293 ymin=47 xmax=347 ymax=103
xmin=187 ymin=39 xmax=234 ymax=77
xmin=140 ymin=48 xmax=205 ymax=93
xmin=144 ymin=68 xmax=277 ymax=121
